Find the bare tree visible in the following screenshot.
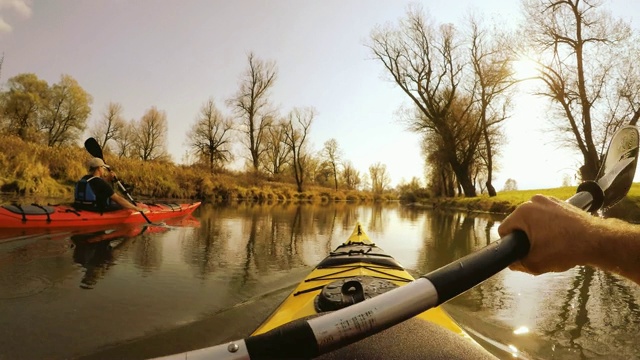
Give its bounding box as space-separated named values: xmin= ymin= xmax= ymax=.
xmin=186 ymin=98 xmax=234 ymax=172
xmin=134 ymin=106 xmax=169 ymax=161
xmin=304 ymin=153 xmax=322 ymax=186
xmin=284 ymin=107 xmax=315 ymax=192
xmin=321 ymin=138 xmax=342 ymax=191
xmin=468 ymin=16 xmax=514 ymax=196
xmin=369 ymin=6 xmax=501 ymax=197
xmin=369 ymin=162 xmax=391 ymax=194
xmin=340 ymin=160 xmax=361 ymax=190
xmin=114 ymin=120 xmax=137 ymax=158
xmin=313 ymin=158 xmax=334 ymax=187
xmin=522 ymin=0 xmax=640 ymax=180
xmin=421 ymin=132 xmax=456 ymax=197
xmin=90 ymin=102 xmax=125 ymax=151
xmin=361 ymin=173 xmax=371 ymax=192
xmin=262 ymin=118 xmax=291 ymax=176
xmin=42 ymin=74 xmax=93 ymax=147
xmin=227 ymin=52 xmax=277 ymax=171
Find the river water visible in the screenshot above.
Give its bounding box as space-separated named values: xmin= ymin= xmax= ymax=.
xmin=0 ymin=201 xmax=638 ymax=359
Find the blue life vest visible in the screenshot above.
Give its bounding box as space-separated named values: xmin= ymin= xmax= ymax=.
xmin=75 ymin=176 xmax=98 ymax=204
xmin=74 ymin=176 xmax=110 ymax=207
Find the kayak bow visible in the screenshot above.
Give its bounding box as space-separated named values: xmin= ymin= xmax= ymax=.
xmin=253 ymin=222 xmax=469 ymax=336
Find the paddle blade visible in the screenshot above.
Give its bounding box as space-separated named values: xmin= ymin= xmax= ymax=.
xmin=596 ymin=125 xmax=640 ymax=209
xmin=84 ymin=137 xmax=104 ymax=160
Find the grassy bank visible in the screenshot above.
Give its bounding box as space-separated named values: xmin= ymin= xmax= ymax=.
xmin=416 ymin=183 xmax=640 ymax=222
xmin=0 ymin=135 xmax=384 ymax=204
xmin=1 ymin=135 xmax=639 ymax=221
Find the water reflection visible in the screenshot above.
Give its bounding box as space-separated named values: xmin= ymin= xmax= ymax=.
xmin=431 ymin=210 xmax=640 ymax=359
xmin=0 ymin=202 xmax=638 ymax=359
xmin=70 ymin=225 xmax=164 ymax=288
xmin=417 ymin=210 xmax=497 ymax=271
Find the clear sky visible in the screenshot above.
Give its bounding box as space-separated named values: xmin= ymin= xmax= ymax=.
xmin=1 ymin=0 xmax=638 ymax=190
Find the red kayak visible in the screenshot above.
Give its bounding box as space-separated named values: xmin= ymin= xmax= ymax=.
xmin=0 ymin=201 xmax=201 ymax=229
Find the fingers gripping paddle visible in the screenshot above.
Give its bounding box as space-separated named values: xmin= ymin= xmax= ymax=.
xmin=174 ymin=126 xmax=640 ymax=360
xmin=83 ymin=138 xmax=155 ymax=225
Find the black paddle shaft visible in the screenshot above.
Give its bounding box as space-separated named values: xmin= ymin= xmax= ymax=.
xmin=424 ymin=230 xmax=529 ymax=304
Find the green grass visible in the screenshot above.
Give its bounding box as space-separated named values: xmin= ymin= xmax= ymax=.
xmin=421 ymin=183 xmax=640 ymax=222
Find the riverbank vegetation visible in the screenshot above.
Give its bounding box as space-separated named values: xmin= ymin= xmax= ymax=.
xmin=412 ymin=185 xmax=640 ymax=222
xmin=1 ymin=134 xmax=639 ymax=221
xmin=0 ymin=134 xmax=382 ymax=203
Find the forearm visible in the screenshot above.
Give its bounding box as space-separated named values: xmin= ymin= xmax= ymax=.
xmin=111 ymin=194 xmax=139 ymax=211
xmin=588 ymin=218 xmax=640 ymax=285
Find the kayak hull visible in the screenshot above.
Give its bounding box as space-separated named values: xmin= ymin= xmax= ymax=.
xmin=0 ymin=201 xmax=201 ymax=229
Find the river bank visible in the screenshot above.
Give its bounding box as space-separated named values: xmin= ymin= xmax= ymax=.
xmin=412 ymin=184 xmax=640 ymax=223
xmin=2 ymin=135 xmax=639 ymax=218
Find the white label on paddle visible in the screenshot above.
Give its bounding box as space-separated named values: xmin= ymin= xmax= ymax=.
xmin=309 ymin=278 xmax=439 ymax=350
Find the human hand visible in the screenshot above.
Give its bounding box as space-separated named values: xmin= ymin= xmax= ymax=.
xmin=102 ymin=169 xmax=116 ymax=182
xmin=498 ymin=195 xmax=596 ymax=275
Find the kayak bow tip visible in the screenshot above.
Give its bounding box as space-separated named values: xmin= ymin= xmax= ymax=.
xmin=345 ymin=221 xmax=373 ymax=245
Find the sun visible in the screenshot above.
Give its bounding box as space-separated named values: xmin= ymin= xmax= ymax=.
xmin=511 ymin=56 xmax=541 ymax=81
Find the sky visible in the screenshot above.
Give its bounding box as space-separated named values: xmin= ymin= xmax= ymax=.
xmin=1 ymin=0 xmax=638 ymax=190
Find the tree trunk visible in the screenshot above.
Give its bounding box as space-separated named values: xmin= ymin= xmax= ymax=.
xmin=451 ymin=165 xmax=477 ymax=197
xmin=446 ymin=172 xmax=455 ymax=197
xmin=482 ymin=121 xmax=497 ymax=197
xmin=295 ymin=170 xmax=303 ymax=192
xmin=446 ymin=153 xmax=477 ymax=197
xmin=293 ymin=152 xmax=304 ymax=192
xmin=251 ymin=148 xmax=259 ymax=170
xmin=486 ymin=181 xmax=496 ymax=197
xmin=460 ymin=179 xmax=475 ymax=197
xmin=209 ymin=148 xmax=214 ymax=173
xmin=579 ymin=154 xmax=600 ymax=181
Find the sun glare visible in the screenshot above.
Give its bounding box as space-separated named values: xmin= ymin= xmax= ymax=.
xmin=512 ymin=56 xmax=540 ymax=81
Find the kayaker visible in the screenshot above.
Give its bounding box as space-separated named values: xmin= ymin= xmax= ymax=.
xmin=74 ymin=158 xmax=146 ymax=213
xmin=498 ymin=194 xmax=640 ymax=285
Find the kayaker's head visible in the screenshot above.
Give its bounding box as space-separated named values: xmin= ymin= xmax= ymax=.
xmin=87 ymin=158 xmax=111 ymax=176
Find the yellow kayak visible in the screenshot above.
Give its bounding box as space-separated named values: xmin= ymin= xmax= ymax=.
xmin=159 ymin=222 xmax=496 ymax=359
xmin=254 ymin=222 xmax=469 ymax=336
xmin=246 ymin=222 xmax=495 ymax=359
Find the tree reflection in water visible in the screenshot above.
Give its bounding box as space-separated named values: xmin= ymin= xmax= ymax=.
xmin=409 ymin=208 xmax=640 ymax=359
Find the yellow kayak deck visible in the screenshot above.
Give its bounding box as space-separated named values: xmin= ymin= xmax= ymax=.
xmin=252 ymin=223 xmax=472 ymax=341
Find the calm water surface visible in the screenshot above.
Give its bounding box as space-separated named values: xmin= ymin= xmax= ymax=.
xmin=0 ymin=201 xmax=638 ymax=359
